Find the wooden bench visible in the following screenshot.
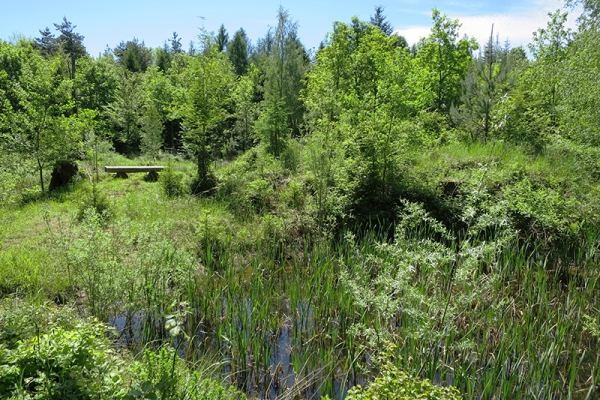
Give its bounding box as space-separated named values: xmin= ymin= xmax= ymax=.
xmin=104 ymin=166 xmax=165 ymax=181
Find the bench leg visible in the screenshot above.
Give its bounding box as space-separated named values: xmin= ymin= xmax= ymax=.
xmin=145 ymin=171 xmax=159 ymax=182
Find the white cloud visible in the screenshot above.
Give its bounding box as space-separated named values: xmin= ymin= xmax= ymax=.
xmin=394 ymin=25 xmax=431 ymax=46
xmin=395 ymin=0 xmax=582 ymax=49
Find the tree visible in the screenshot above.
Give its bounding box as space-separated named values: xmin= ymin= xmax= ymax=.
xmin=0 ymin=41 xmax=80 ymax=192
xmin=260 ymin=6 xmax=307 ymax=146
xmin=527 ymin=10 xmax=573 ymax=124
xmin=415 ymin=9 xmax=477 ymax=114
xmin=144 ymin=66 xmax=177 ymax=149
xmin=140 ymin=103 xmax=163 ymax=157
xmin=452 ymin=25 xmax=512 ymax=141
xmin=170 ymin=32 xmax=183 ymax=53
xmin=231 ymin=70 xmax=258 ymax=151
xmin=227 ymin=28 xmax=250 ymax=75
xmin=216 ymin=24 xmax=229 ymax=52
xmin=556 ymin=15 xmax=600 ymax=145
xmin=34 ymin=27 xmax=58 ymax=57
xmin=53 ymin=17 xmax=86 ymax=81
xmin=303 ymin=18 xmax=415 ymax=225
xmin=392 ymin=33 xmax=409 ymax=49
xmin=104 ymin=70 xmax=144 ymax=154
xmin=188 ymin=41 xmax=197 ymax=56
xmin=113 ymin=38 xmax=153 ymax=72
xmin=75 ymin=55 xmax=118 ymax=113
xmin=567 ymin=0 xmax=600 ymax=28
xmin=175 ymin=49 xmax=234 ymax=192
xmin=370 ymin=5 xmax=394 ymax=36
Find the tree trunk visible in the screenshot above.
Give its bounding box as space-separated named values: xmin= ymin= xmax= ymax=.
xmin=38 ymin=158 xmax=45 ymax=192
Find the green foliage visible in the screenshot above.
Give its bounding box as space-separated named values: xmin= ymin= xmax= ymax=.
xmin=140 ymin=103 xmax=163 ymax=157
xmin=346 ymin=347 xmax=461 ymax=400
xmin=126 ymin=346 xmax=244 ymax=400
xmin=254 ymin=97 xmax=289 ymax=157
xmin=227 ymin=28 xmax=250 ymax=76
xmin=452 ymin=26 xmax=512 ymax=142
xmin=114 ymin=38 xmax=153 ymax=73
xmin=53 ymin=17 xmax=86 ymax=82
xmin=559 ymin=28 xmax=600 ymax=146
xmin=303 ymin=17 xmax=422 ymax=227
xmin=0 ymin=300 xmax=242 ymax=400
xmin=0 ymin=40 xmax=81 ymax=192
xmin=77 ymin=184 xmax=111 ymax=221
xmin=0 ymin=300 xmax=125 ymax=399
xmin=230 ymin=70 xmax=258 ymax=153
xmin=415 ymin=9 xmax=477 ymax=114
xmin=261 ymin=7 xmax=307 ymax=139
xmin=160 ymin=164 xmax=186 ymax=198
xmin=174 ymin=49 xmax=234 ymax=191
xmin=3 ymin=8 xmax=600 ymax=400
xmin=75 ymin=55 xmax=118 ymax=113
xmin=104 ymin=69 xmax=145 ymax=154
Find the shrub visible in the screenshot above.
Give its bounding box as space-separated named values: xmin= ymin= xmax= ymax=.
xmin=160 ymin=165 xmax=186 ymax=198
xmin=346 ymin=363 xmax=462 ymax=400
xmin=0 ymin=300 xmax=125 ymax=399
xmin=126 ymin=347 xmax=245 ymax=400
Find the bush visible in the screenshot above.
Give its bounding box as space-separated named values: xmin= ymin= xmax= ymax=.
xmin=0 ymin=300 xmax=125 ymax=399
xmin=346 ymin=364 xmax=461 ymax=400
xmin=344 ymin=344 xmax=462 ymax=400
xmin=77 ymin=184 xmax=111 ymax=221
xmin=126 ymin=347 xmax=245 ymax=400
xmin=160 ymin=165 xmax=186 ymax=198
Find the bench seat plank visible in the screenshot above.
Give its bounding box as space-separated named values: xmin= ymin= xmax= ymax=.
xmin=104 ymin=166 xmax=165 ymax=173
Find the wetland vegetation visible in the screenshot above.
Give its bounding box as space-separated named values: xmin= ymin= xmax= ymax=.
xmin=1 ymin=2 xmax=600 ymax=399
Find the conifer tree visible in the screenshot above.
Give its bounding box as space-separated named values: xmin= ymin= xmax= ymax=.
xmin=216 ymin=24 xmax=229 ymax=52
xmin=452 ymin=25 xmax=511 ymax=141
xmin=53 ymin=17 xmax=86 ymax=81
xmin=227 ymin=28 xmax=250 ymax=75
xmin=34 ymin=27 xmax=58 ymax=57
xmin=114 ymin=38 xmax=153 ymax=72
xmin=370 ymin=5 xmax=394 ymax=36
xmin=170 ymin=32 xmax=183 ymax=53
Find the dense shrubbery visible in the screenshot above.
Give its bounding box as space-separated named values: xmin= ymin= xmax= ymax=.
xmin=0 ymin=299 xmax=243 ymax=400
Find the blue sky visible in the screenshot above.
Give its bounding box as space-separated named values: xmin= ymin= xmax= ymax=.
xmin=1 ymin=0 xmax=581 ymax=57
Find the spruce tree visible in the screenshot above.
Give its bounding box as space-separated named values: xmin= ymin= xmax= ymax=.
xmin=227 ymin=28 xmax=250 ymax=75
xmin=370 ymin=5 xmax=394 ymax=36
xmin=170 ymin=32 xmax=183 ymax=53
xmin=216 ymin=24 xmax=229 ymax=52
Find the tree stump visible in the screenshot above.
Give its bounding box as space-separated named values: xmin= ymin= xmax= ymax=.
xmin=49 ymin=161 xmax=79 ymax=191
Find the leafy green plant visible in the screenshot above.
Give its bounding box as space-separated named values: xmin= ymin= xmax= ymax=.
xmin=0 ymin=300 xmax=125 ymax=399
xmin=126 ymin=346 xmax=245 ymax=400
xmin=345 ymin=346 xmax=461 ymax=400
xmin=160 ymin=163 xmax=186 ymax=198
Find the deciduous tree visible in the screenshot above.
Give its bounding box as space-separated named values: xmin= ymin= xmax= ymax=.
xmin=415 ymin=9 xmax=477 ymax=114
xmin=0 ymin=41 xmax=81 ymax=191
xmin=260 ymin=6 xmax=307 ymax=148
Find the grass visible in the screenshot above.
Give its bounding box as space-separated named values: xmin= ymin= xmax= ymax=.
xmin=1 ymin=142 xmax=599 ymax=399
